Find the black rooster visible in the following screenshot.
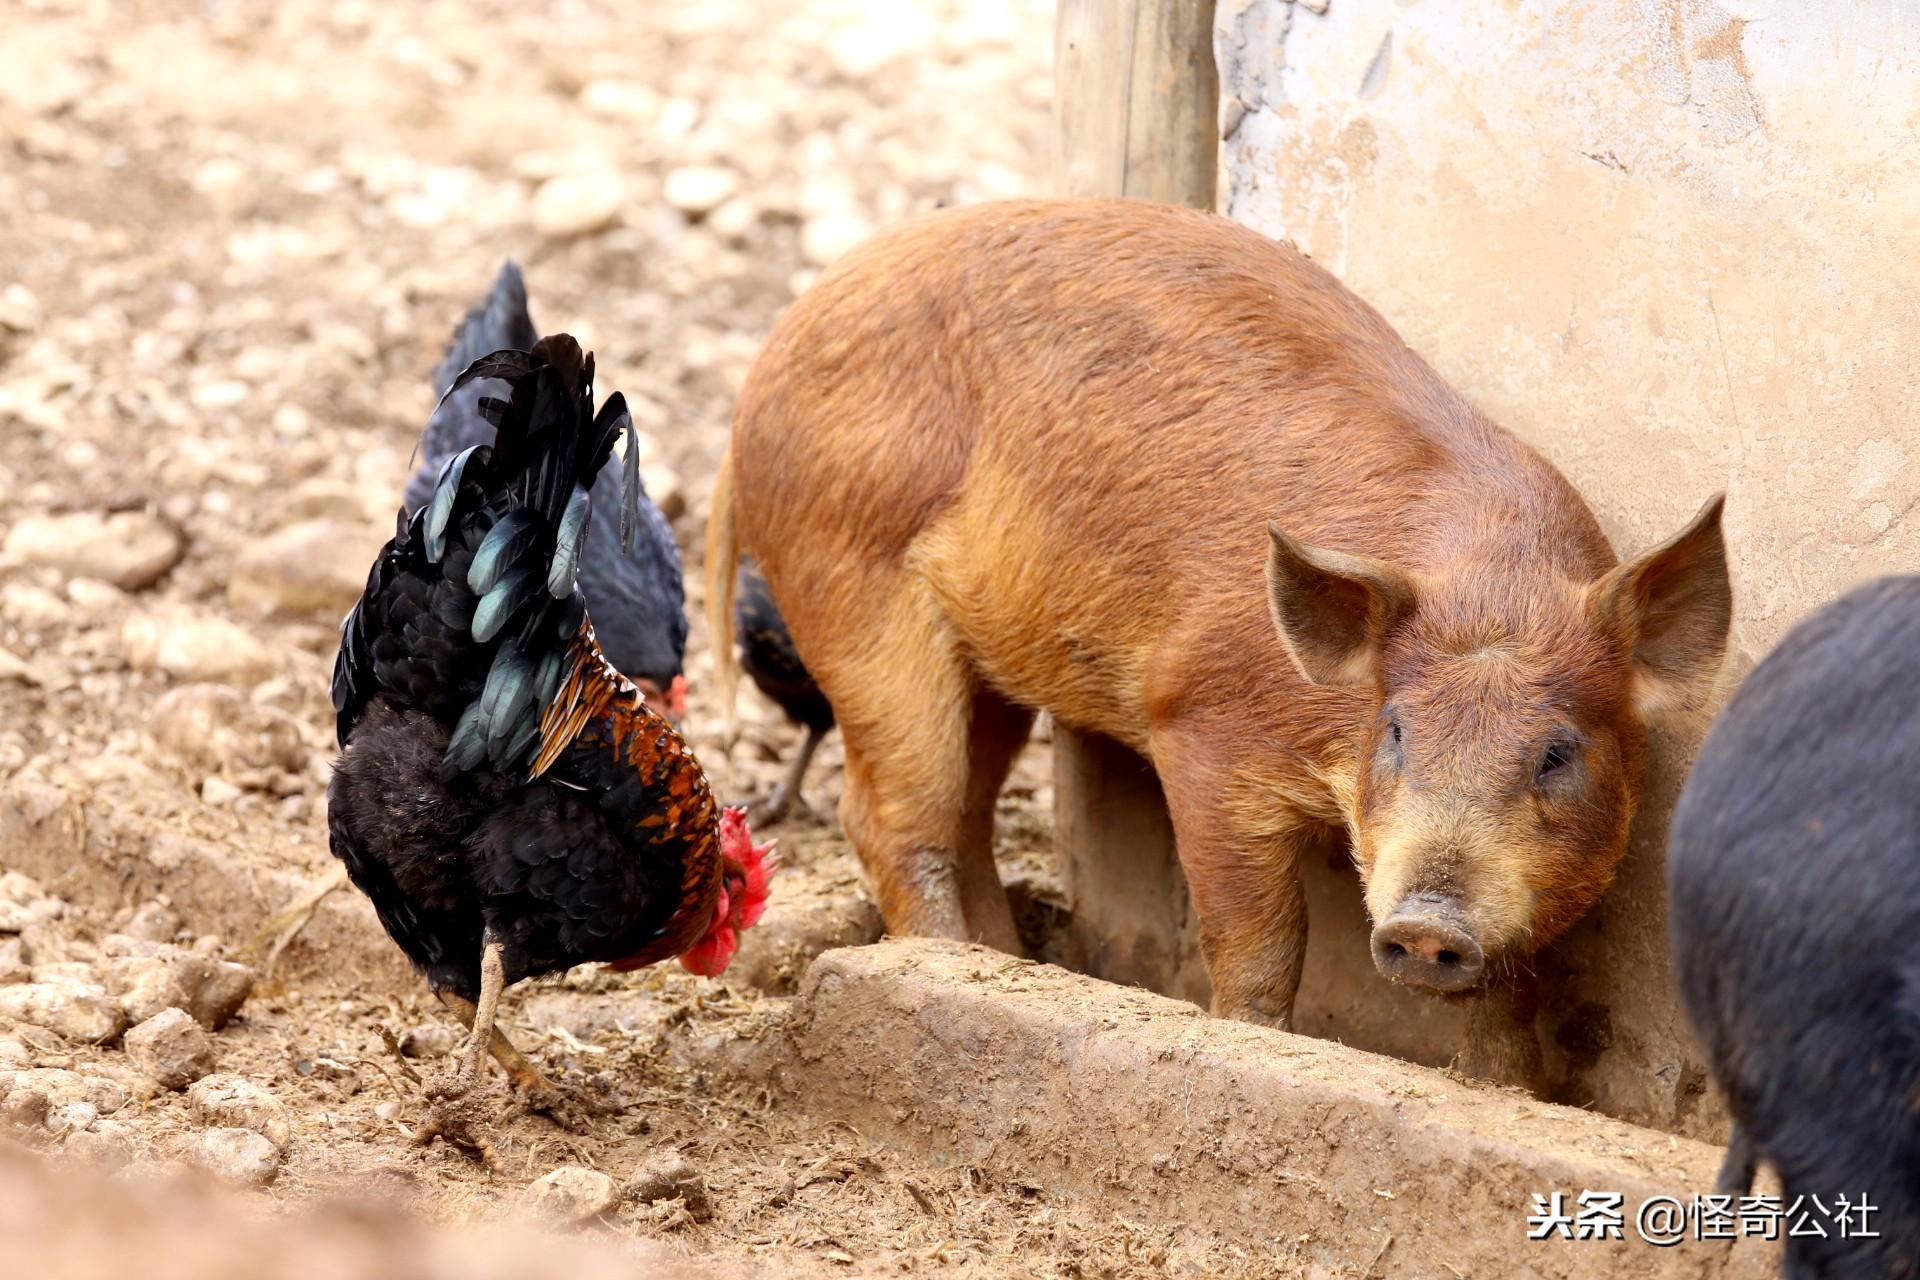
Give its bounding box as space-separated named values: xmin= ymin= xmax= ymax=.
xmin=403 ymin=263 xmax=688 ymax=719
xmin=329 ymin=337 xmax=772 ymax=1123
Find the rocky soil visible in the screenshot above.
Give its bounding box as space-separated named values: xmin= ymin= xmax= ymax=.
xmin=0 ymin=0 xmax=1255 ymax=1276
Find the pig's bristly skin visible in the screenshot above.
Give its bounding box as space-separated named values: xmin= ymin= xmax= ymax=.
xmin=718 ymin=198 xmax=1731 ymax=1090
xmin=1668 ymin=575 xmax=1920 ymax=1277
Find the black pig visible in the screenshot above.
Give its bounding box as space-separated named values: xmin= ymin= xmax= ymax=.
xmin=1668 ymin=574 xmax=1920 ymax=1279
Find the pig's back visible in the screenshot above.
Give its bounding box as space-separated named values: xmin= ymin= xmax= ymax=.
xmin=732 ymin=199 xmax=1612 ymax=740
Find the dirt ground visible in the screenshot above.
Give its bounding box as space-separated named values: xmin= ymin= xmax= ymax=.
xmin=0 ymin=1 xmax=1284 ymax=1276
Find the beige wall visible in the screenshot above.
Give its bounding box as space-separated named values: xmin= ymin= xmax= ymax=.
xmin=1204 ymin=0 xmax=1920 ymax=1139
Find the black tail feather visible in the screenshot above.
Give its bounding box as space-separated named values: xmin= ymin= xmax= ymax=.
xmin=334 ymin=336 xmax=634 ymax=773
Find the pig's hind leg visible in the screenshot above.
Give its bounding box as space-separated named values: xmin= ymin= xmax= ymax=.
xmin=831 ymin=613 xmax=1025 ymax=955
xmin=956 ymin=688 xmax=1034 ymax=949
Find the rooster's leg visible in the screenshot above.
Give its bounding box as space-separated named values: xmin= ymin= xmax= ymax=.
xmin=442 ymin=932 xmax=508 ymax=1097
xmin=747 ymin=723 xmax=827 ymax=827
xmin=412 ymin=936 xmax=512 ymax=1164
xmin=436 ymin=989 xmax=553 ymax=1092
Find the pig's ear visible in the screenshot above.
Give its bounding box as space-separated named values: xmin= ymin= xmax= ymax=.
xmin=1266 ymin=523 xmax=1417 ymax=686
xmin=1591 ymin=494 xmax=1732 ymax=718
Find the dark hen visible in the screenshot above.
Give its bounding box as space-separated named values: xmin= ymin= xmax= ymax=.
xmin=330 ymin=337 xmax=771 ymax=1128
xmin=733 ymin=555 xmax=834 ymax=823
xmin=402 ymin=263 xmax=689 ymax=717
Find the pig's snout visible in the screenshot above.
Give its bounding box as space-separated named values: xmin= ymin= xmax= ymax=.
xmin=1370 ymin=893 xmax=1486 ymax=993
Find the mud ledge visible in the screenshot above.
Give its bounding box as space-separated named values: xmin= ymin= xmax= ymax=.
xmin=776 ymin=939 xmax=1778 ymax=1279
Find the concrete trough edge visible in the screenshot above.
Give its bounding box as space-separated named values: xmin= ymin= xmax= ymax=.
xmin=780 ymin=939 xmax=1778 ymax=1280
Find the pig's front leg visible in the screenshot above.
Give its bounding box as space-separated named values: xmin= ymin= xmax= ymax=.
xmin=1156 ymin=746 xmax=1312 ymax=1027
xmin=1458 ymin=968 xmax=1548 ymax=1095
xmin=1197 ymin=867 xmax=1309 ymax=1030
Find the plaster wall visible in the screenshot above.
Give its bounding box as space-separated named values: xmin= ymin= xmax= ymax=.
xmin=1198 ymin=0 xmax=1920 ymax=1137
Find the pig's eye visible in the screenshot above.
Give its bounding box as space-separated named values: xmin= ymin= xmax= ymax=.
xmin=1536 ymin=741 xmax=1575 ymax=781
xmin=1374 ymin=710 xmax=1405 ymax=775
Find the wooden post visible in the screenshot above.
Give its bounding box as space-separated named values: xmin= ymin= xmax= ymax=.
xmin=1053 ymin=0 xmax=1220 ymax=203
xmin=1050 ymin=0 xmax=1218 ymax=1005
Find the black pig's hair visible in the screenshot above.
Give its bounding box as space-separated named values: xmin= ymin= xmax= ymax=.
xmin=1669 ymin=574 xmax=1920 ymax=1280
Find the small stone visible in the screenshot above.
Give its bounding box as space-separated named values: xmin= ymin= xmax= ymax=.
xmin=186 ymin=959 xmax=254 ymax=1030
xmin=99 ymin=940 xmax=253 ymax=1030
xmin=98 ymin=954 xmax=190 ymax=1025
xmin=122 ymin=607 xmax=276 ymax=685
xmin=0 ymin=645 xmax=64 ymax=690
xmin=657 ymin=96 xmax=698 ymax=137
xmin=510 ymin=147 xmax=617 ymax=183
xmin=626 ymin=1150 xmax=714 ymax=1223
xmin=199 ymin=776 xmax=242 ymax=807
xmin=0 ymin=981 xmax=128 ymax=1045
xmin=800 ymin=209 xmax=874 ymax=267
xmin=705 ymin=197 xmax=759 ymax=241
xmin=663 ymin=165 xmax=739 ymax=217
xmin=0 ymin=580 xmax=69 ymax=629
xmin=397 ymin=1021 xmax=457 ymax=1059
xmin=1 ymin=1067 xmax=130 ymax=1114
xmin=280 ymin=478 xmax=376 ymax=523
xmin=192 ymin=1126 xmax=280 ymax=1186
xmin=3 ymin=1085 xmax=49 ymax=1129
xmin=188 ymin=1073 xmax=290 ymax=1149
xmin=524 ymin=1166 xmax=618 ymax=1222
xmin=0 ymin=939 xmax=27 ymax=985
xmin=0 ymin=283 xmax=41 ymax=332
xmin=149 ymin=684 xmax=308 ymax=778
xmin=17 ymin=922 xmax=65 ymax=966
xmin=0 ymin=780 xmax=86 ymax=886
xmin=2 ymin=511 xmax=183 ymax=590
xmin=0 ymin=871 xmax=63 ymax=933
xmin=63 ymin=1117 xmax=134 ymax=1169
xmin=577 ymin=78 xmax=655 ymax=120
xmin=189 ymin=380 xmax=250 ymax=411
xmin=29 ymin=961 xmax=94 ymax=985
xmin=826 ymin=19 xmax=923 ymax=77
xmin=228 ymin=518 xmax=383 ymax=618
xmin=191 ymin=157 xmax=252 ymax=212
xmin=64 ymin=576 xmax=128 ymax=615
xmin=43 ymin=1099 xmax=97 ymax=1134
xmin=123 ymin=902 xmax=181 ymax=945
xmin=123 ymin=1007 xmax=216 ymax=1090
xmin=531 ymin=172 xmax=625 ymax=239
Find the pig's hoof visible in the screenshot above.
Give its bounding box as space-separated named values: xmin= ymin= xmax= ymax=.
xmin=1453 ymin=1043 xmax=1548 ymax=1097
xmin=1213 ymin=997 xmax=1294 ymax=1034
